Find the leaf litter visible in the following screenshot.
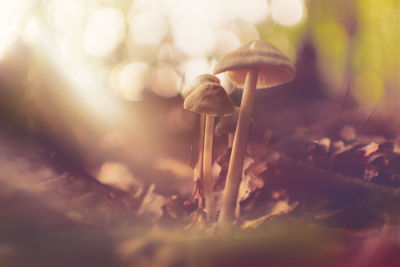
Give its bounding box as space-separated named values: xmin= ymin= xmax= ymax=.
xmin=3 ymin=112 xmax=400 ymax=266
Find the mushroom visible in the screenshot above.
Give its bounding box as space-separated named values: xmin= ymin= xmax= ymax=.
xmin=215 ymin=106 xmax=255 ymax=148
xmin=215 ymin=106 xmax=239 ymax=148
xmin=184 ymin=82 xmax=234 ymax=222
xmin=182 ymin=74 xmax=221 ymax=208
xmin=182 ymin=74 xmax=220 ymax=99
xmin=214 ymin=40 xmax=296 ymax=227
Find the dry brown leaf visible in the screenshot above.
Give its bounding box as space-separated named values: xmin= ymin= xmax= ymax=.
xmin=240 ymin=200 xmax=298 ymax=229
xmin=137 ymin=184 xmax=165 ymax=224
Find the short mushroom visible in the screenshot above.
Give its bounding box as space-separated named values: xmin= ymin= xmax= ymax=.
xmin=214 ymin=40 xmax=296 ymax=227
xmin=184 ymin=82 xmax=234 ymax=222
xmin=215 ymin=106 xmax=239 ymax=148
xmin=182 ymin=74 xmax=220 ymax=99
xmin=182 ymin=74 xmax=221 ymax=208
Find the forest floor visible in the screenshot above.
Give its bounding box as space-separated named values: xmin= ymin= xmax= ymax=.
xmin=1 ymin=100 xmax=400 ymax=267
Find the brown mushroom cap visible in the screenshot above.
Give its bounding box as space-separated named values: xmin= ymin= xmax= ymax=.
xmin=184 ymin=82 xmax=234 ymax=116
xmin=182 ymin=74 xmax=220 ymax=99
xmin=214 ymin=40 xmax=296 ymax=89
xmin=215 ymin=106 xmax=255 ymax=135
xmin=215 ymin=106 xmax=240 ymax=135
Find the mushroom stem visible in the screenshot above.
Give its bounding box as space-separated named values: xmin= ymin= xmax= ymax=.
xmin=203 ymin=115 xmax=217 ymax=222
xmin=228 ymin=133 xmax=234 ymax=148
xmin=195 ymin=114 xmax=206 ymax=208
xmin=219 ymin=69 xmax=259 ymax=228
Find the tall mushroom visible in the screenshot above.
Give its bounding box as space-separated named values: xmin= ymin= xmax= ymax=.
xmin=216 ymin=106 xmax=255 ymax=148
xmin=184 ymin=82 xmax=234 ymax=222
xmin=182 ymin=74 xmax=221 ymax=208
xmin=214 ymin=40 xmax=296 ymax=227
xmin=215 ymin=106 xmax=240 ymax=148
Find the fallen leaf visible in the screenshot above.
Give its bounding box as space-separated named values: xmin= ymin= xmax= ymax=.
xmin=361 ymin=142 xmax=379 ymax=157
xmin=238 ymin=157 xmax=264 ymax=202
xmin=154 ymin=157 xmax=193 ymax=180
xmin=240 ymin=200 xmax=298 ymax=229
xmin=97 ymin=161 xmax=142 ymax=193
xmin=137 ymin=184 xmax=165 ymax=224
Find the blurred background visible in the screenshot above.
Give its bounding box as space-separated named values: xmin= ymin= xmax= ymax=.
xmin=2 ymin=0 xmax=399 ymax=161
xmin=1 ymin=0 xmax=399 ymax=170
xmin=1 ymin=0 xmax=400 ymax=266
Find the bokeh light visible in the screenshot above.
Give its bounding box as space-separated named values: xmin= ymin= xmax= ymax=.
xmin=117 ymin=62 xmax=150 ymax=101
xmin=60 ymin=31 xmax=86 ymax=61
xmin=230 ymin=21 xmax=260 ymax=44
xmin=270 ymin=0 xmax=304 ymax=27
xmin=231 ymin=0 xmax=269 ymax=24
xmin=83 ymin=7 xmax=126 ymax=57
xmin=4 ymin=1 xmax=400 ymax=265
xmin=214 ymin=29 xmax=241 ymax=59
xmin=157 ymin=43 xmax=182 ymax=64
xmin=180 ymin=58 xmax=213 ymax=92
xmin=129 ymin=11 xmax=168 ymax=45
xmin=51 ymin=0 xmax=85 ymax=33
xmin=166 ymin=0 xmax=230 ymax=29
xmin=150 ymin=66 xmax=182 ymax=98
xmin=172 ymin=21 xmax=216 ymax=57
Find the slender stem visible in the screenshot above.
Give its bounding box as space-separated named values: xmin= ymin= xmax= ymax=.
xmin=228 ymin=133 xmax=234 ymax=148
xmin=194 ymin=114 xmax=205 ymax=208
xmin=203 ymin=115 xmax=217 ymax=222
xmin=195 ymin=115 xmax=205 ymax=182
xmin=218 ymin=69 xmax=259 ymax=228
xmin=235 ymin=198 xmax=241 ymax=219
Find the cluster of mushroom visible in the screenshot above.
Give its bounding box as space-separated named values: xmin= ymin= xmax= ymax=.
xmin=182 ymin=74 xmax=235 ymax=222
xmin=183 ymin=40 xmax=296 ymax=228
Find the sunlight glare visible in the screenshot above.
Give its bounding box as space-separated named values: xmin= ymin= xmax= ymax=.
xmin=64 ymin=63 xmax=123 ymax=123
xmin=83 ymin=7 xmax=126 ymax=57
xmin=22 ymin=17 xmax=41 ymax=45
xmin=0 ymin=0 xmax=32 ymax=59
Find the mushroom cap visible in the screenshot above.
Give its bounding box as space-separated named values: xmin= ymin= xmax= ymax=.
xmin=182 ymin=74 xmax=220 ymax=99
xmin=215 ymin=106 xmax=255 ymax=135
xmin=215 ymin=106 xmax=240 ymax=135
xmin=184 ymin=82 xmax=234 ymax=116
xmin=214 ymin=40 xmax=296 ymax=89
